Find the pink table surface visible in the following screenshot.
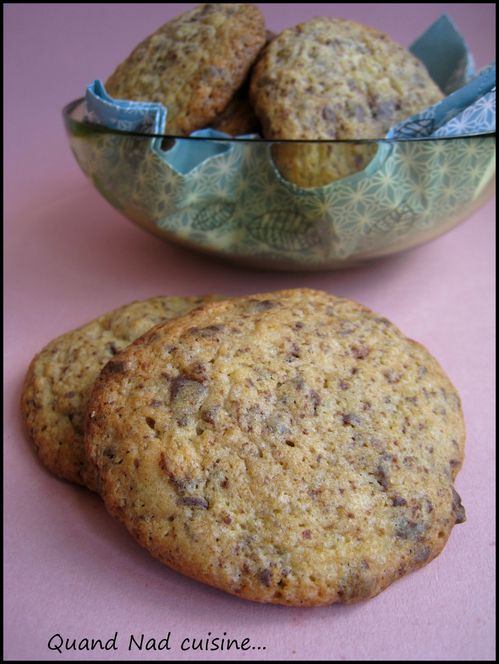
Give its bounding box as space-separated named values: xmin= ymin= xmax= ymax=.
xmin=4 ymin=4 xmax=496 ymax=661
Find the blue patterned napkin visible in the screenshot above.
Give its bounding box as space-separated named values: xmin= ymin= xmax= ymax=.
xmin=388 ymin=62 xmax=496 ymax=138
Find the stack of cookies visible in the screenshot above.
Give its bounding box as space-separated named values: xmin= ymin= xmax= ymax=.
xmin=22 ymin=289 xmax=465 ymax=606
xmin=103 ymin=3 xmax=443 ymax=185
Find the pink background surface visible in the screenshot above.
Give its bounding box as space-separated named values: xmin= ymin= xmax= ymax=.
xmin=4 ymin=4 xmax=496 ymax=661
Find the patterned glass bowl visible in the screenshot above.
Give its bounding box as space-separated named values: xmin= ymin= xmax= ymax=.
xmin=64 ymin=99 xmax=496 ymax=270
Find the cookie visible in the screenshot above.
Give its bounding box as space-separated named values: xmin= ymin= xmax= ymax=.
xmin=269 ymin=140 xmax=379 ymax=188
xmin=22 ymin=295 xmax=221 ymax=492
xmin=250 ymin=18 xmax=443 ymax=186
xmin=86 ymin=289 xmax=465 ymax=606
xmin=106 ymin=4 xmax=266 ymax=135
xmin=209 ymin=89 xmax=260 ymax=136
xmin=210 ymin=31 xmax=275 ymax=136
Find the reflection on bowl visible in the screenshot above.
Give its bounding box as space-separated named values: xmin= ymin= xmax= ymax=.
xmin=64 ymin=99 xmax=495 ymax=270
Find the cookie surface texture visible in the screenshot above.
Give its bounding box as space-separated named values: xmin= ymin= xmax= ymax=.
xmin=209 ymin=90 xmax=260 ymax=136
xmin=22 ymin=295 xmax=219 ymax=492
xmin=210 ymin=31 xmax=275 ymax=135
xmin=106 ymin=3 xmax=266 ymax=135
xmin=86 ymin=289 xmax=465 ymax=606
xmin=250 ymin=18 xmax=443 ymax=186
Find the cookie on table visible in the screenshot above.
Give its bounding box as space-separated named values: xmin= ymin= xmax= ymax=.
xmin=22 ymin=295 xmax=222 ymax=492
xmin=250 ymin=18 xmax=443 ymax=186
xmin=86 ymin=289 xmax=465 ymax=606
xmin=106 ymin=4 xmax=267 ymax=136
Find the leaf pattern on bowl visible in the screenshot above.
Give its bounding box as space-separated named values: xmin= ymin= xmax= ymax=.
xmin=247 ymin=211 xmax=322 ymax=251
xmin=192 ymin=202 xmax=235 ymax=231
xmin=70 ymin=130 xmax=495 ymax=267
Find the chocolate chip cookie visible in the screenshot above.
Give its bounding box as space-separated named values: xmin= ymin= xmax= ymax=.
xmin=86 ymin=289 xmax=465 ymax=605
xmin=210 ymin=30 xmax=275 ymax=136
xmin=22 ymin=295 xmax=221 ymax=491
xmin=209 ymin=87 xmax=260 ymax=136
xmin=106 ymin=3 xmax=266 ymax=135
xmin=250 ymin=18 xmax=443 ymax=186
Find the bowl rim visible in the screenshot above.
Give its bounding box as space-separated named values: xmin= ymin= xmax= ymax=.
xmin=63 ymin=98 xmax=496 ymax=144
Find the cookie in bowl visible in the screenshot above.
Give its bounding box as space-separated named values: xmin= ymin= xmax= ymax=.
xmin=250 ymin=18 xmax=443 ymax=186
xmin=106 ymin=3 xmax=267 ymax=135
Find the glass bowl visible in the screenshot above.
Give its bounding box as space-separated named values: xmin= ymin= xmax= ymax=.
xmin=64 ymin=98 xmax=496 ymax=270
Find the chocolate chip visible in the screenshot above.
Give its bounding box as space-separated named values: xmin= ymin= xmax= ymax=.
xmin=103 ymin=360 xmax=127 ymax=374
xmin=391 ymin=495 xmax=407 ymax=507
xmin=170 ymin=375 xmax=207 ymax=402
xmin=383 ymin=369 xmax=401 ymax=384
xmin=201 ymin=406 xmax=220 ymax=424
xmin=188 ymin=362 xmax=208 ymax=382
xmin=414 ymin=545 xmax=431 ymax=563
xmin=310 ymin=390 xmax=321 ymax=415
xmin=351 ymin=345 xmax=370 ymax=359
xmin=374 ymin=100 xmax=399 ymax=122
xmin=342 ymin=413 xmax=362 ymax=426
xmin=353 ymin=154 xmax=365 ymax=169
xmin=188 ymin=325 xmax=225 ymax=338
xmin=322 ymin=105 xmax=337 ymax=123
xmin=247 ymin=299 xmax=275 ymax=312
xmin=159 ymin=454 xmax=188 ymax=491
xmin=451 ymin=487 xmax=466 ymax=524
xmin=302 ymin=529 xmax=312 ymax=539
xmin=64 ymin=391 xmax=76 ymax=399
xmin=103 ymin=447 xmax=116 ymax=460
xmin=374 ymin=464 xmax=389 ymax=490
xmin=259 ymin=569 xmax=272 ymax=587
xmin=394 ymin=517 xmax=426 ymax=539
xmin=287 ymin=343 xmax=301 ymax=360
xmin=180 ymin=496 xmax=208 ymax=509
xmin=149 ymin=399 xmax=162 ymax=408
